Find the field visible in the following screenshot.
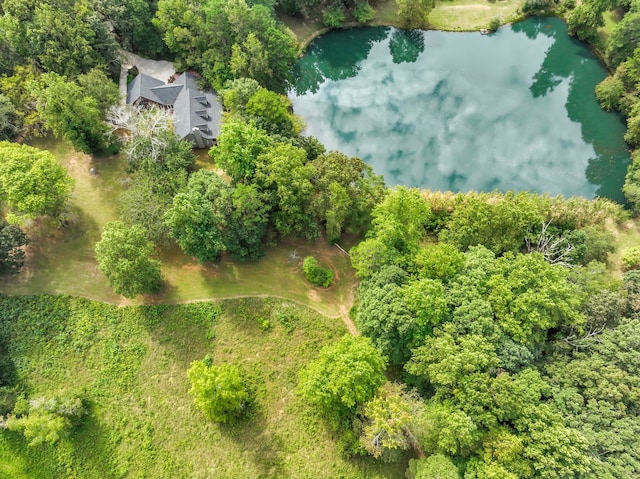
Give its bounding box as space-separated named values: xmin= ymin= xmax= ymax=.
xmin=0 ymin=295 xmax=403 ymax=478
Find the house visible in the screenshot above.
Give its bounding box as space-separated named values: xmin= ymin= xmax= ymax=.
xmin=126 ymin=71 xmax=222 ymax=148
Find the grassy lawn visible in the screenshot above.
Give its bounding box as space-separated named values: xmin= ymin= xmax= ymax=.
xmin=0 ymin=295 xmax=403 ymax=478
xmin=429 ymin=0 xmax=525 ymax=31
xmin=0 ymin=139 xmax=358 ymax=320
xmin=282 ymin=0 xmax=525 ymax=50
xmin=597 ymin=7 xmax=624 ymax=47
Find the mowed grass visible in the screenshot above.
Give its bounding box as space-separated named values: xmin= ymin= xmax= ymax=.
xmin=282 ymin=0 xmax=525 ymax=51
xmin=0 ymin=295 xmax=403 ymax=478
xmin=428 ymin=0 xmax=525 ymax=31
xmin=0 ymin=139 xmax=357 ymax=319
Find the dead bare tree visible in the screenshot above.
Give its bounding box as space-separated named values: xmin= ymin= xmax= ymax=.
xmin=106 ymin=104 xmax=173 ymax=164
xmin=525 ymin=221 xmax=575 ymax=267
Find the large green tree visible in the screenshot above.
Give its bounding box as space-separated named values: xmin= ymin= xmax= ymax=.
xmin=95 ymin=221 xmax=163 ymax=297
xmin=187 ymin=358 xmax=249 ymax=423
xmin=164 ymin=170 xmax=232 ymax=263
xmin=0 ymin=141 xmax=73 ymax=222
xmin=298 ymin=335 xmax=387 ymax=423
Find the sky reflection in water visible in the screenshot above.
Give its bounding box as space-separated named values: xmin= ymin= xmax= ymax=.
xmin=290 ymin=18 xmax=630 ymax=202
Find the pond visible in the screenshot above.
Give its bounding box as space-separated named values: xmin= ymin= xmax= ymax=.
xmin=290 ymin=17 xmax=630 ymax=202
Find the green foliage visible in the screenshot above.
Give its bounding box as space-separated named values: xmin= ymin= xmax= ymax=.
xmin=154 ymin=0 xmax=297 ymax=91
xmin=95 ymin=221 xmax=163 ymax=297
xmin=220 ymin=78 xmax=262 ymax=115
xmin=0 ymin=141 xmax=73 ymax=222
xmin=439 ymin=192 xmax=542 ymax=255
xmin=607 ymin=12 xmax=640 ymax=67
xmin=310 ymin=151 xmax=386 ymax=241
xmin=488 ymin=17 xmax=501 ymax=33
xmin=0 ymin=94 xmax=20 ymax=140
xmin=224 ymin=184 xmax=270 ymax=260
xmin=76 ymin=68 xmax=121 ymax=117
xmin=119 ymin=172 xmax=183 ymax=245
xmin=256 ymin=143 xmax=317 ymax=239
xmin=187 ymin=358 xmax=249 ymax=423
xmin=0 ymin=0 xmax=119 ymax=77
xmin=396 ymin=0 xmax=434 ymax=29
xmin=407 ymin=454 xmax=459 ymax=479
xmin=302 ymin=256 xmax=334 ymax=287
xmin=210 ymin=119 xmax=272 ymax=183
xmin=582 ymin=226 xmax=615 ymax=264
xmin=0 ymin=222 xmax=28 ymax=275
xmin=623 ymin=151 xmax=640 ymax=211
xmin=353 ymin=2 xmax=375 ymax=23
xmin=359 ymin=383 xmax=421 ymax=460
xmin=322 ymin=5 xmax=345 ymax=27
xmin=6 ymin=394 xmax=86 ymax=447
xmin=624 ymin=101 xmax=640 ymax=148
xmin=298 ymin=335 xmax=386 ymax=421
xmin=622 ymin=246 xmax=640 ymax=270
xmin=30 ymin=73 xmax=108 ymax=153
xmin=164 ymin=170 xmax=232 ymax=263
xmin=595 ymin=75 xmax=625 ymax=111
xmin=245 ymin=88 xmax=296 ymax=136
xmin=567 ymin=3 xmax=604 ymax=41
xmin=413 ymin=243 xmax=465 ymax=281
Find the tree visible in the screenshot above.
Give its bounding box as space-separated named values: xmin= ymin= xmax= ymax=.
xmin=164 ymin=171 xmax=232 ymax=263
xmin=220 ymin=77 xmax=261 ymax=115
xmin=245 ymin=87 xmax=297 ymax=137
xmin=76 ymin=68 xmax=121 ymax=117
xmin=595 ymin=75 xmax=625 ymax=111
xmin=256 ymin=143 xmax=317 ymax=239
xmin=311 ymin=151 xmax=386 ymax=241
xmin=95 ymin=221 xmax=163 ymax=297
xmin=413 ymin=243 xmax=465 ymax=282
xmin=359 ymin=383 xmax=422 ymax=460
xmin=0 ymin=223 xmax=28 ymax=275
xmin=396 ymin=0 xmax=434 ymax=29
xmin=0 ymin=95 xmax=20 ymax=140
xmin=567 ymin=3 xmax=604 ymax=42
xmin=187 ymin=357 xmax=249 ymax=423
xmin=298 ymin=335 xmax=386 ymax=422
xmin=439 ymin=192 xmax=542 ymax=254
xmin=224 ymin=183 xmax=270 ymax=260
xmin=5 ymin=394 xmax=85 ymax=447
xmin=607 ymin=12 xmax=640 ymax=67
xmin=209 ymin=119 xmax=272 ymax=183
xmin=107 ymin=105 xmax=195 ymax=174
xmin=119 ymin=172 xmax=184 ymax=245
xmin=0 ymin=141 xmax=73 ymax=222
xmin=30 ymin=73 xmax=108 ymax=153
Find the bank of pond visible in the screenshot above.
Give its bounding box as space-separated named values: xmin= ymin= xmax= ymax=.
xmin=291 ymin=17 xmax=630 ymax=203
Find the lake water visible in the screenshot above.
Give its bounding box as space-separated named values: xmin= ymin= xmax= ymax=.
xmin=290 ymin=17 xmax=630 ymax=202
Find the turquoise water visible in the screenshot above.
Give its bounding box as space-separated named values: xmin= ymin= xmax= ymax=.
xmin=290 ymin=17 xmax=630 ymax=202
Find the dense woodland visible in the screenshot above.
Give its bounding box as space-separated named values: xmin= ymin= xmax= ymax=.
xmin=1 ymin=0 xmax=640 ymax=477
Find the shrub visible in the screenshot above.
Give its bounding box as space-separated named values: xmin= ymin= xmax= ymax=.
xmin=353 ymin=2 xmax=375 ymax=23
xmin=302 ymin=256 xmax=334 ymax=287
xmin=187 ymin=357 xmax=249 ymax=423
xmin=621 ymin=247 xmax=640 ymax=271
xmin=323 ymin=6 xmax=345 ymax=27
xmin=595 ymin=76 xmax=625 ymax=111
xmin=488 ymin=17 xmax=501 ymax=33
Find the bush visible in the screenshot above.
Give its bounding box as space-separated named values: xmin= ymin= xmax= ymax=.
xmin=187 ymin=357 xmax=249 ymax=423
xmin=323 ymin=6 xmax=345 ymax=27
xmin=595 ymin=76 xmax=625 ymax=111
xmin=488 ymin=17 xmax=501 ymax=33
xmin=621 ymin=247 xmax=640 ymax=271
xmin=353 ymin=2 xmax=375 ymax=23
xmin=302 ymin=256 xmax=334 ymax=287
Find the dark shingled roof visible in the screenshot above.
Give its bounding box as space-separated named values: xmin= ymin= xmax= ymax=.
xmin=126 ymin=74 xmax=165 ymax=104
xmin=126 ymin=72 xmax=222 ymax=142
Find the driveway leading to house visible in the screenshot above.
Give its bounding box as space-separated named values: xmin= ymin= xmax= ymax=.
xmin=118 ymin=50 xmax=176 ymax=102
